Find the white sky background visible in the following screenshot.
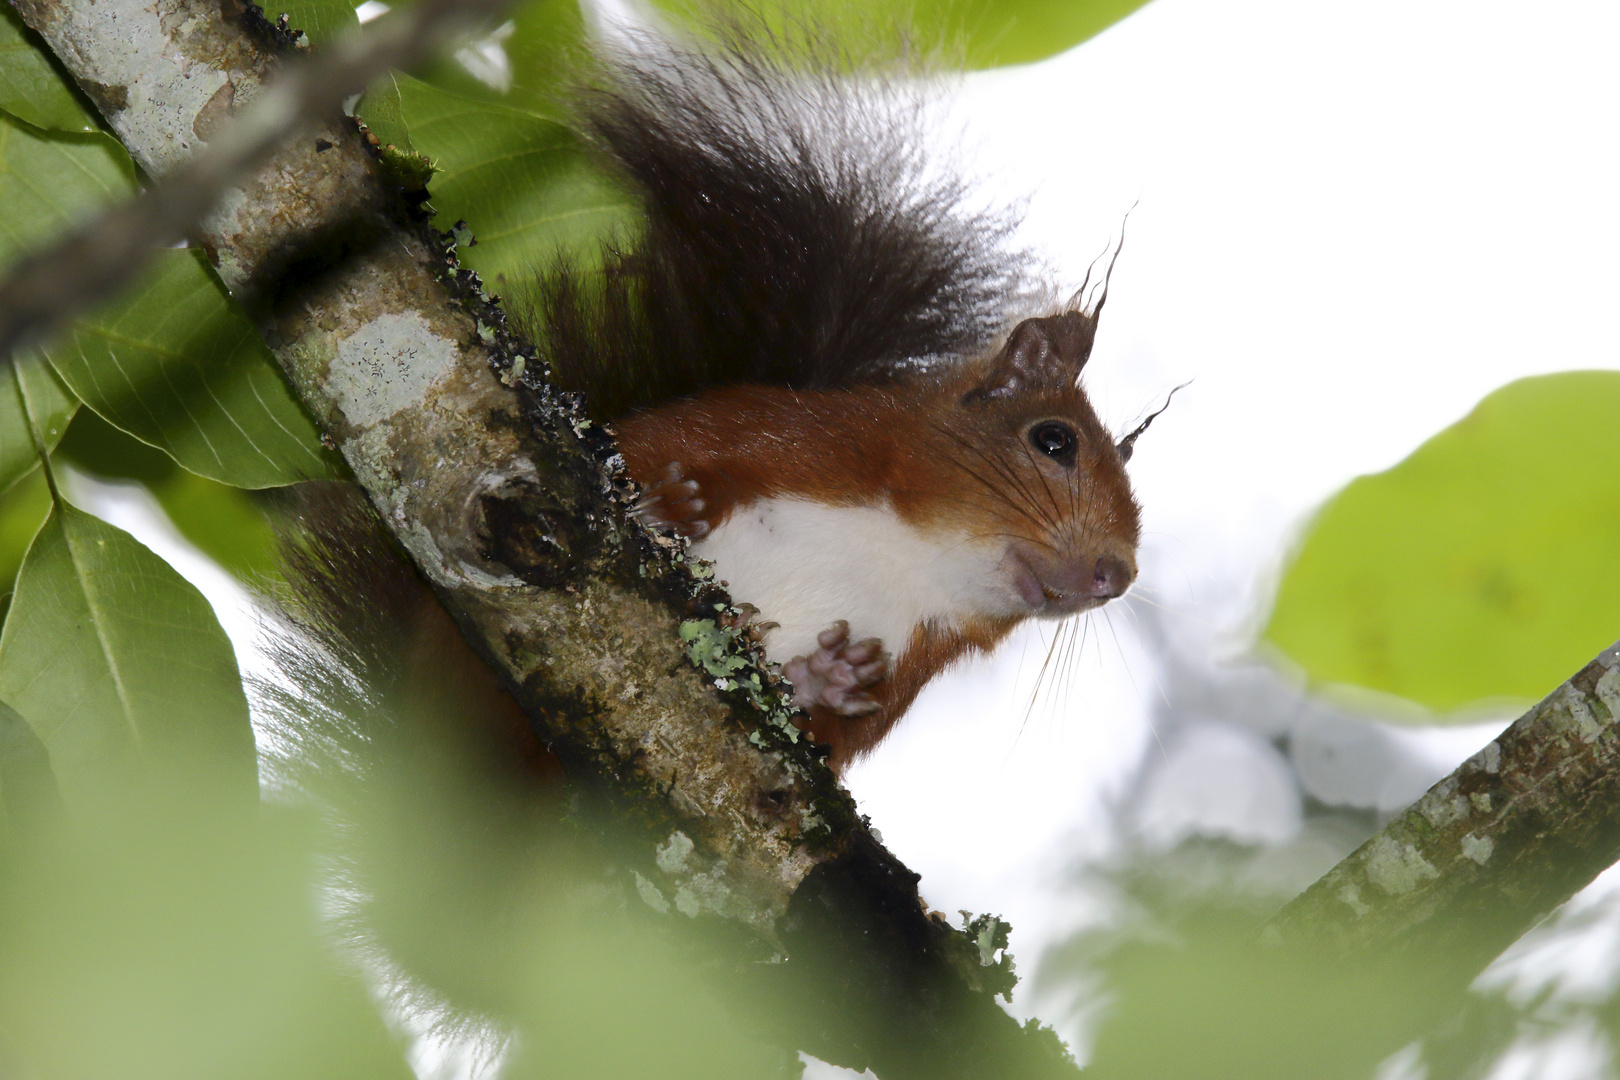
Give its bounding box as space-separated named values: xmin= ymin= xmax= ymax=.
xmin=79 ymin=0 xmax=1620 ymax=1074
xmin=838 ymin=0 xmax=1620 ymax=1068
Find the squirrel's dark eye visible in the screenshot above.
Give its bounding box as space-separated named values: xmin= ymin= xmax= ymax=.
xmin=1029 ymin=421 xmax=1079 ymax=466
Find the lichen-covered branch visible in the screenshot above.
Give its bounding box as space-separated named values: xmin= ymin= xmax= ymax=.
xmin=6 ymin=0 xmax=1076 ymax=1074
xmin=1268 ymin=639 xmax=1620 ymax=977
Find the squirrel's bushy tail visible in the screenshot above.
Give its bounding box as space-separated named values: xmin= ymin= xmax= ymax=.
xmin=524 ymin=24 xmax=1032 ymax=418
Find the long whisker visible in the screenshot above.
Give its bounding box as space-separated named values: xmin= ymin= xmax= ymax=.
xmin=930 ymin=418 xmax=1058 ymax=527
xmin=1016 ymin=438 xmax=1067 ymax=534
xmin=1019 ymin=619 xmax=1065 ymax=739
xmin=940 ymin=452 xmax=1058 ymax=538
xmin=931 ymin=421 xmax=1062 ymax=536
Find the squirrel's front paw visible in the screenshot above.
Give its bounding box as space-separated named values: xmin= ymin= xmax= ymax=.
xmin=782 ymin=621 xmax=889 ymax=717
xmin=635 ymin=461 xmax=712 ymax=539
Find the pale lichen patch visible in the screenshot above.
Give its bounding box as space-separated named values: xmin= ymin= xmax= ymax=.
xmin=328 ymin=311 xmax=459 ymax=428
xmin=656 ymin=830 xmax=695 ymax=875
xmin=1337 ymin=883 xmax=1371 ymax=917
xmin=1420 ymin=793 xmax=1471 ymax=830
xmin=1460 ymin=833 xmax=1495 ymax=865
xmin=1563 ymin=686 xmax=1606 ymax=744
xmin=56 ymin=0 xmax=231 ymax=175
xmin=1596 ymin=665 xmax=1620 ymax=719
xmin=633 ymin=870 xmax=670 ymax=914
xmin=1469 ymin=741 xmax=1502 ymax=775
xmin=1363 ymin=834 xmax=1441 ymax=896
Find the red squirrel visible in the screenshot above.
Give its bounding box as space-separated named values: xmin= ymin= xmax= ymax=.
xmin=525 ymin=35 xmax=1151 ymax=770
xmin=614 ymin=314 xmax=1141 ymax=768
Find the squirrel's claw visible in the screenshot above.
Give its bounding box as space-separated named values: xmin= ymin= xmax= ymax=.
xmin=784 ymin=620 xmax=889 ymax=717
xmin=634 ymin=461 xmax=712 ymax=539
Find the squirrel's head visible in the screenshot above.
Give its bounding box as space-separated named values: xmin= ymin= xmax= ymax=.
xmin=896 ymin=309 xmax=1144 ymax=619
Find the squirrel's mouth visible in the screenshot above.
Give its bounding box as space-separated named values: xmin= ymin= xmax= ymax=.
xmin=1006 ymin=547 xmax=1135 ymax=616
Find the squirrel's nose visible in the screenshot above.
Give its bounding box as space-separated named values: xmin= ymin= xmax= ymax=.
xmin=1089 ymin=555 xmax=1134 ymax=600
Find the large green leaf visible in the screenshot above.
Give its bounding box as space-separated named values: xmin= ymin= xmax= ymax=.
xmin=0 ymin=494 xmax=257 ymax=808
xmin=382 ymin=74 xmax=632 ymax=289
xmin=0 ymin=117 xmax=134 ymax=262
xmin=395 ymin=0 xmax=583 ymax=120
xmin=43 ymin=248 xmax=340 ymax=489
xmin=1265 ymin=371 xmax=1620 ymax=714
xmin=0 ymin=6 xmax=97 ymax=133
xmin=55 ymin=408 xmax=282 ymax=583
xmin=275 ymin=0 xmax=359 ymax=46
xmin=0 ymin=351 xmax=77 ymax=493
xmin=0 ymin=467 xmax=50 ymax=611
xmin=649 ymin=0 xmax=1153 ymax=69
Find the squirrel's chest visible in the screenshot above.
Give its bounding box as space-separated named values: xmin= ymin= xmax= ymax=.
xmin=690 ymin=497 xmax=1006 ymax=664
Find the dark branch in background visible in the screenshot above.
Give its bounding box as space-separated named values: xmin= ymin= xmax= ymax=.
xmin=2 ymin=0 xmax=1077 ymax=1075
xmin=1267 ymin=640 xmax=1620 ymax=982
xmin=0 ymin=0 xmax=511 ymax=356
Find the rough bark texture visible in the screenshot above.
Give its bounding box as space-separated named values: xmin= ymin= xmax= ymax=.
xmin=8 ymin=0 xmax=1077 ymax=1074
xmin=1269 ymin=638 xmax=1620 ymax=977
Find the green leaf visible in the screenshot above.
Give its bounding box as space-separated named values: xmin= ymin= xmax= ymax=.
xmin=0 ymin=6 xmax=97 ymax=133
xmin=385 ymin=74 xmax=633 ymax=289
xmin=400 ymin=0 xmax=584 ymax=120
xmin=1265 ymin=371 xmax=1620 ymax=714
xmin=0 ymin=351 xmax=77 ymax=494
xmin=0 ymin=495 xmax=257 ymax=808
xmin=55 ymin=408 xmax=283 ymax=582
xmin=274 ymin=0 xmax=360 ymax=46
xmin=0 ymin=466 xmax=50 ymax=611
xmin=0 ymin=698 xmax=59 ymax=836
xmin=0 ymin=117 xmax=135 ymax=264
xmin=648 ymin=0 xmax=1153 ymax=69
xmin=356 ymin=73 xmax=417 ymax=155
xmin=915 ymin=0 xmax=1153 ymax=67
xmin=43 ymin=247 xmax=340 ymax=489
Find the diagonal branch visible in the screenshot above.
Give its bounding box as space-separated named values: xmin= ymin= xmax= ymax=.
xmin=3 ymin=0 xmax=1078 ymax=1074
xmin=1268 ymin=638 xmax=1620 ymax=979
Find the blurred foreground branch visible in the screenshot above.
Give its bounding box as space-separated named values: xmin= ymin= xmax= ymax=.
xmin=2 ymin=0 xmax=1075 ymax=1075
xmin=0 ymin=0 xmax=510 ymax=354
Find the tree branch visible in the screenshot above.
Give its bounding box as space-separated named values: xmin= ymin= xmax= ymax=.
xmin=4 ymin=0 xmax=1077 ymax=1074
xmin=1268 ymin=638 xmax=1620 ymax=979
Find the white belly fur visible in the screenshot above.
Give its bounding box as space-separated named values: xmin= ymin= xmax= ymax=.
xmin=690 ymin=497 xmax=1009 ymax=665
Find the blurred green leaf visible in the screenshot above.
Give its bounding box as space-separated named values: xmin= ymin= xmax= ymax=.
xmin=0 ymin=698 xmax=59 ymax=838
xmin=0 ymin=493 xmax=257 ymax=809
xmin=1266 ymin=371 xmax=1620 ymax=713
xmin=372 ymin=74 xmax=632 ymax=290
xmin=43 ymin=247 xmax=341 ymax=489
xmin=0 ymin=117 xmax=135 ymax=263
xmin=649 ymin=0 xmax=1153 ymax=69
xmin=1077 ymin=908 xmax=1452 ymax=1080
xmin=275 ymin=0 xmax=360 ymax=45
xmin=0 ymin=800 xmax=414 ymax=1080
xmin=56 ymin=408 xmax=283 ymax=582
xmin=0 ymin=350 xmax=77 ymax=493
xmin=0 ymin=6 xmax=97 ymax=132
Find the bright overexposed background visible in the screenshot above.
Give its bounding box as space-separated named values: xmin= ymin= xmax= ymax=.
xmin=841 ymin=0 xmax=1620 ymax=1072
xmin=79 ymin=0 xmax=1620 ymax=1074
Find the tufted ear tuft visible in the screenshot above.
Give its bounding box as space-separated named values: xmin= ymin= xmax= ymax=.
xmin=970 ymin=310 xmax=1098 ymax=400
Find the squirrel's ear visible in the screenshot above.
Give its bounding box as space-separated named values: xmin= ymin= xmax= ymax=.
xmin=970 ymin=311 xmax=1098 ymax=400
